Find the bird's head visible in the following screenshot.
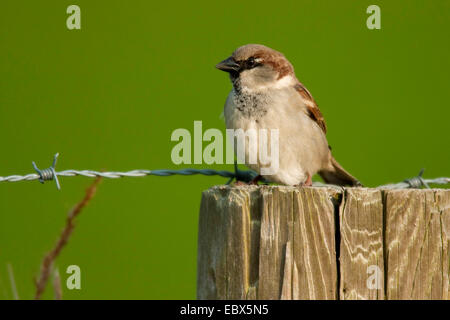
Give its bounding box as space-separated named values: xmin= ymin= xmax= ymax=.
xmin=216 ymin=44 xmax=295 ymax=92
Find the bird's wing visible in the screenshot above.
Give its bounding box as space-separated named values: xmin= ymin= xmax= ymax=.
xmin=294 ymin=82 xmax=327 ymax=134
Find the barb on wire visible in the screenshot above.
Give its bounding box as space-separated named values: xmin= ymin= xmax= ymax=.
xmin=404 ymin=168 xmax=430 ymax=189
xmin=0 ymin=153 xmax=448 ymax=190
xmin=32 ymin=153 xmax=60 ymax=190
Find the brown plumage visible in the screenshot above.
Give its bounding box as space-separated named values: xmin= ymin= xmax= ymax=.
xmin=294 ymin=83 xmax=327 ymax=133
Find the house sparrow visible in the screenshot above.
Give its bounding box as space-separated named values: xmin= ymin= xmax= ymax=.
xmin=216 ymin=44 xmax=361 ymax=186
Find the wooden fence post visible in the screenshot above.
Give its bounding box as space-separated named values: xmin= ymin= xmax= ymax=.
xmin=197 ymin=185 xmax=450 ymax=300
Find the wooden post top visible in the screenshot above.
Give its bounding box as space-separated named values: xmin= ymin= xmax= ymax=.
xmin=197 ymin=185 xmax=450 ymax=300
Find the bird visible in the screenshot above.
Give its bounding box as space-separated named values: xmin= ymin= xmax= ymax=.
xmin=216 ymin=44 xmax=361 ymax=187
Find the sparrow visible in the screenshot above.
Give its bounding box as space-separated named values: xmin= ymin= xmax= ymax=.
xmin=216 ymin=44 xmax=361 ymax=186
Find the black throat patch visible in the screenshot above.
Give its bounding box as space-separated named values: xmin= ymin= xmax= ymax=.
xmin=232 ymin=90 xmax=268 ymax=119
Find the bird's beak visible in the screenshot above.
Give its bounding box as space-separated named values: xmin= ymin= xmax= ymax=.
xmin=215 ymin=57 xmax=240 ymax=73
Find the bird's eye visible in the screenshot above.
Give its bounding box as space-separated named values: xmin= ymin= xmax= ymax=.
xmin=246 ymin=57 xmax=257 ymax=69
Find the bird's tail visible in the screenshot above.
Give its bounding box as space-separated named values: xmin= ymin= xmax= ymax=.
xmin=319 ymin=157 xmax=362 ymax=187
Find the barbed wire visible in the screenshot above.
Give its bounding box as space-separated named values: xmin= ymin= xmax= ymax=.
xmin=0 ymin=153 xmax=258 ymax=189
xmin=377 ymin=168 xmax=449 ymax=190
xmin=0 ymin=153 xmax=448 ymax=190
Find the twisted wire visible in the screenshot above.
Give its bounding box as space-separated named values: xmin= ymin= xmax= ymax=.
xmin=0 ymin=154 xmax=448 ymax=190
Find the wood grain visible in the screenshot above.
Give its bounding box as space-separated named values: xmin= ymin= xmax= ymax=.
xmin=384 ymin=189 xmax=450 ymax=300
xmin=339 ymin=188 xmax=384 ymax=300
xmin=197 ymin=185 xmax=261 ymax=299
xmin=257 ymin=186 xmax=294 ymax=299
xmin=290 ymin=187 xmax=339 ymax=299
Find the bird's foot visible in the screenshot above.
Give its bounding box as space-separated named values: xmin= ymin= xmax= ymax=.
xmin=232 ymin=175 xmax=263 ymax=186
xmin=248 ymin=175 xmax=263 ymax=185
xmin=296 ymin=174 xmax=312 ymax=187
xmin=305 ymin=174 xmax=313 ymax=186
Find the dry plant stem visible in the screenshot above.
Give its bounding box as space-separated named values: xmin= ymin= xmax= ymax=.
xmin=7 ymin=263 xmax=19 ymax=300
xmin=34 ymin=177 xmax=102 ymax=300
xmin=53 ymin=268 xmax=62 ymax=300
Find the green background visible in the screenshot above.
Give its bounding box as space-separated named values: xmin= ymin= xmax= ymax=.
xmin=0 ymin=0 xmax=449 ymax=299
